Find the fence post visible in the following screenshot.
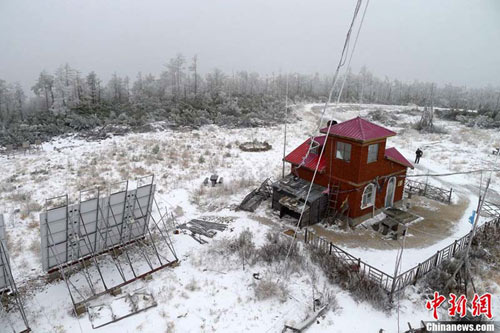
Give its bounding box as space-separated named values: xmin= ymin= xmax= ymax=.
xmin=424 ymin=183 xmax=428 ymax=196
xmin=448 ymin=188 xmax=453 ymax=203
xmin=434 ymin=250 xmax=440 ymax=267
xmin=389 ymin=277 xmax=397 ymax=302
xmin=452 ymin=240 xmax=458 ymax=256
xmin=413 ymin=263 xmax=421 ymax=285
xmin=304 ymin=228 xmax=308 ymax=244
xmin=329 ymin=243 xmax=332 ymax=255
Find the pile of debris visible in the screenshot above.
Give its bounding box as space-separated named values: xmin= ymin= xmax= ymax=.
xmin=238 ymin=178 xmax=273 ymax=212
xmin=77 ymin=124 xmax=131 ymax=142
xmin=239 ymin=141 xmax=272 ymax=152
xmin=177 ymin=219 xmax=228 ymax=244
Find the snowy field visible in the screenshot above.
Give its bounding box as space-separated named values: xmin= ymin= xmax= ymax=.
xmin=0 ymin=103 xmax=499 ymax=332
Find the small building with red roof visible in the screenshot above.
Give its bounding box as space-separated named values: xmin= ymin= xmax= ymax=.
xmin=272 ymin=116 xmax=413 ymax=227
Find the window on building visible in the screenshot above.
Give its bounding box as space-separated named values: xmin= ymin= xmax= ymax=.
xmin=361 ymin=183 xmax=375 ymax=209
xmin=367 ymin=144 xmax=378 ymax=163
xmin=310 ymin=140 xmax=320 ymax=155
xmin=336 ymin=141 xmax=351 ymax=162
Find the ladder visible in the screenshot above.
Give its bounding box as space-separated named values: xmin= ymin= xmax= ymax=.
xmin=326 ymin=183 xmax=340 ymax=224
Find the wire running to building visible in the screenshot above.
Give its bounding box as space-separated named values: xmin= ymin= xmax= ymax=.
xmin=293 ymin=0 xmax=365 ymax=172
xmin=279 ymin=0 xmax=370 ymax=281
xmin=404 ymin=168 xmax=500 ymax=179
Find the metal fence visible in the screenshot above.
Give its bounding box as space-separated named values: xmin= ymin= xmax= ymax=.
xmin=481 ymin=200 xmax=500 ymax=218
xmin=305 ymin=229 xmax=395 ymax=292
xmin=392 ymin=217 xmax=500 ymax=293
xmin=304 ymin=216 xmax=500 ymax=297
xmin=405 ymin=179 xmax=453 ymax=204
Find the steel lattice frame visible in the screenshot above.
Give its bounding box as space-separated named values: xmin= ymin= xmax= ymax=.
xmin=0 ymin=214 xmax=31 ymax=332
xmin=40 ymin=175 xmax=178 ymax=312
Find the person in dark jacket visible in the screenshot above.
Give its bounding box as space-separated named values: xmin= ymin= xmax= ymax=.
xmin=415 ymin=148 xmax=423 ymax=164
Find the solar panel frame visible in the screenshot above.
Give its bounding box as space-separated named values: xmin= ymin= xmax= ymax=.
xmin=40 ymin=183 xmax=155 ymax=272
xmin=0 ymin=213 xmax=31 ymax=331
xmin=0 ymin=214 xmax=9 ymax=292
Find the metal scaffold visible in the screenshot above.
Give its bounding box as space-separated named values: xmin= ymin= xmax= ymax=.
xmin=40 ymin=175 xmax=178 ymax=327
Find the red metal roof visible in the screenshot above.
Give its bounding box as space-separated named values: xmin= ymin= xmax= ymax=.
xmin=313 ymin=135 xmax=326 ymax=145
xmin=320 ymin=117 xmax=396 ymax=142
xmin=385 ymin=147 xmax=414 ymax=169
xmin=284 ymin=136 xmax=327 ymax=173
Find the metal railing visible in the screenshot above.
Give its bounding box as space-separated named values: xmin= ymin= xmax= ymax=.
xmin=304 ymin=229 xmax=395 ymax=292
xmin=304 ymin=216 xmax=500 ymax=297
xmin=481 ymin=200 xmax=500 ymax=218
xmin=392 ymin=217 xmax=499 ymax=293
xmin=405 ymin=179 xmax=453 ymax=203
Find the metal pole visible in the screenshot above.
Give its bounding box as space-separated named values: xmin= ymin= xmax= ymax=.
xmin=462 ymin=180 xmax=490 ymax=285
xmin=105 ymin=202 xmax=137 ymax=278
xmin=118 ymin=180 xmax=130 ymax=243
xmin=394 ymin=226 xmax=407 ymax=333
xmin=96 ymin=204 xmax=127 ymax=282
xmin=132 ymin=192 xmax=163 ymax=266
xmin=444 ymin=179 xmax=490 ymax=293
xmin=282 ymin=73 xmax=289 ymax=179
xmin=0 ymin=241 xmax=30 ymax=331
xmin=78 ymin=211 xmax=108 ymax=291
xmin=152 ymin=198 xmax=178 ymax=260
xmin=122 ymin=189 xmax=154 ymax=271
xmin=45 ymin=220 xmax=84 ymax=305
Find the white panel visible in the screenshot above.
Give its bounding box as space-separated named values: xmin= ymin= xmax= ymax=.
xmin=40 ymin=184 xmax=155 ymax=271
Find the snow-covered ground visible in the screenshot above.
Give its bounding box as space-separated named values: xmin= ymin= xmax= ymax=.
xmin=0 ymin=103 xmax=499 ymax=332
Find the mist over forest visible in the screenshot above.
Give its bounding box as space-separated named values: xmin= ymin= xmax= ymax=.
xmin=1 ymin=54 xmax=499 ymax=145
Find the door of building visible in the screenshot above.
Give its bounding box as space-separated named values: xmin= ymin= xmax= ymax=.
xmin=385 ymin=177 xmax=396 ymax=207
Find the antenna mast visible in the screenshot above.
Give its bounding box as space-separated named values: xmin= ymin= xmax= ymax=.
xmin=282 ymin=74 xmax=289 ymax=179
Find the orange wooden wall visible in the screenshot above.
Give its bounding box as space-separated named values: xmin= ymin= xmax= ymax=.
xmin=292 ymin=134 xmax=408 ymax=219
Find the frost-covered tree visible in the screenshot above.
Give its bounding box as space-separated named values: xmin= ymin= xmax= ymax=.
xmin=188 ymin=54 xmax=199 ymax=95
xmin=32 ymin=71 xmax=55 ymax=111
xmin=106 ymin=73 xmax=129 ymax=104
xmin=51 ymin=64 xmax=81 ymax=112
xmin=2 ymin=54 xmax=500 ymax=146
xmin=160 ymin=53 xmax=186 ymax=99
xmin=85 ymin=71 xmax=101 ymax=106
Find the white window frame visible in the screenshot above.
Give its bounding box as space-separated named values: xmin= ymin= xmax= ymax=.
xmin=367 ymin=143 xmax=378 ymax=163
xmin=310 ymin=140 xmax=320 ymax=155
xmin=385 ymin=177 xmax=396 ymax=208
xmin=361 ymin=183 xmax=376 ymax=209
xmin=335 ymin=141 xmax=351 ymax=162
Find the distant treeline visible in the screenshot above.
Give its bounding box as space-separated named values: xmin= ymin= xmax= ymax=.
xmin=0 ymin=54 xmax=499 ymax=145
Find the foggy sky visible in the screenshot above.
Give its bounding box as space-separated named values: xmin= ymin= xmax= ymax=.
xmin=1 ymin=0 xmax=499 ymax=91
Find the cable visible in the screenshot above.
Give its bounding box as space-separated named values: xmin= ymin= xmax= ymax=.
xmin=395 ymin=228 xmax=407 ymax=333
xmin=293 ymin=0 xmax=364 ymax=172
xmin=404 ymin=168 xmax=500 ymax=179
xmin=279 ymin=0 xmax=370 ymax=280
xmin=443 ymin=151 xmax=500 ymax=293
xmin=282 ymin=74 xmax=289 ymax=179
